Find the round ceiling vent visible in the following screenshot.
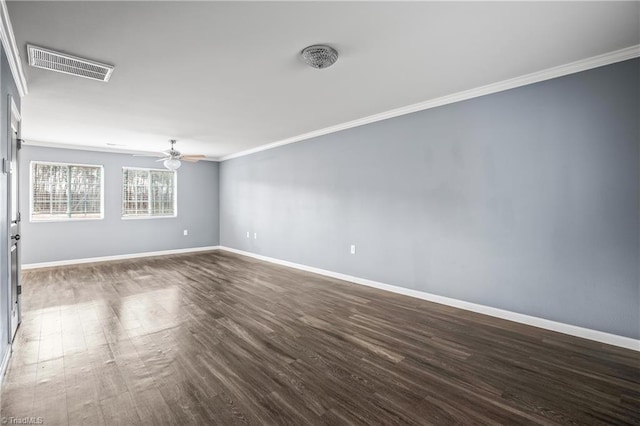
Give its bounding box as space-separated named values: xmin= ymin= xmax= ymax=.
xmin=301 ymin=45 xmax=338 ymax=69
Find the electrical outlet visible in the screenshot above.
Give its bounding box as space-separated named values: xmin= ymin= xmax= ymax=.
xmin=183 ymin=229 xmax=188 ymax=236
xmin=246 ymin=231 xmax=250 ymax=238
xmin=254 ymin=232 xmax=258 ymax=239
xmin=350 ymin=244 xmax=356 ymax=255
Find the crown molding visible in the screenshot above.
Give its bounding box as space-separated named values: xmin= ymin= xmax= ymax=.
xmin=16 ymin=44 xmax=639 ymax=160
xmin=23 ymin=139 xmax=161 ymax=156
xmin=0 ymin=0 xmax=27 ymax=97
xmin=22 ymin=139 xmax=219 ymax=161
xmin=218 ymin=44 xmax=640 ymax=162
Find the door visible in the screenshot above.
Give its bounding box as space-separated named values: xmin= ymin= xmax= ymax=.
xmin=8 ymin=95 xmax=21 ymax=343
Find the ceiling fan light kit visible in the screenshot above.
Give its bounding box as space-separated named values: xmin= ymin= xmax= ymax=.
xmin=163 ymin=158 xmax=181 ymax=171
xmin=301 ymin=45 xmax=338 ymax=69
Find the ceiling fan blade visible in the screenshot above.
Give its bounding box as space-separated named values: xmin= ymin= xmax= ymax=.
xmin=156 ymin=157 xmax=170 ymax=162
xmin=181 ymin=155 xmax=206 ymax=162
xmin=133 ymin=153 xmax=165 ymax=158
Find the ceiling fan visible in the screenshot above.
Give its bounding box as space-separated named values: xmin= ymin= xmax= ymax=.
xmin=135 ymin=139 xmax=205 ymax=170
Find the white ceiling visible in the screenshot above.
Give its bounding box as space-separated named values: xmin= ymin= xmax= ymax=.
xmin=7 ymin=1 xmax=640 ymax=160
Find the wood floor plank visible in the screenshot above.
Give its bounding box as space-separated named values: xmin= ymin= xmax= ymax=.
xmin=1 ymin=250 xmax=638 ymax=425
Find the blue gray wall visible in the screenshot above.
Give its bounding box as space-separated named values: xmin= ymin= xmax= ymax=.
xmin=220 ymin=59 xmax=640 ymax=339
xmin=1 ymin=46 xmax=21 ymax=367
xmin=20 ymin=146 xmax=219 ymax=264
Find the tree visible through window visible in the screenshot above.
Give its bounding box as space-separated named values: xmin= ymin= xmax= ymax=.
xmin=31 ymin=162 xmax=103 ymax=221
xmin=122 ymin=168 xmax=176 ymax=217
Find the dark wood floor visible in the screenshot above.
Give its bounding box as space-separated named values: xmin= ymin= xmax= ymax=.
xmin=0 ymin=250 xmax=638 ymax=425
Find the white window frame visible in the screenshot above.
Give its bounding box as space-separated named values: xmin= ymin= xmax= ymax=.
xmin=121 ymin=166 xmax=177 ymax=220
xmin=29 ymin=161 xmax=105 ymax=223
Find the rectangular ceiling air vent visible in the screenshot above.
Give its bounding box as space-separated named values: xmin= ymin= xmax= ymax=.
xmin=27 ymin=44 xmax=114 ymax=82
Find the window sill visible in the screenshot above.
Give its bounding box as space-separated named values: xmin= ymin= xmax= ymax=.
xmin=121 ymin=215 xmax=177 ymax=220
xmin=30 ymin=217 xmax=104 ymax=223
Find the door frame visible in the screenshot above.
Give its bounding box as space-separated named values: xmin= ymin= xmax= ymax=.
xmin=6 ymin=94 xmax=21 ymax=344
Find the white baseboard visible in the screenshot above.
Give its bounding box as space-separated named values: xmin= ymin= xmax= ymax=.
xmin=21 ymin=245 xmax=221 ymax=270
xmin=19 ymin=244 xmax=639 ymax=351
xmin=218 ymin=246 xmax=640 ymax=352
xmin=0 ymin=344 xmax=12 ymax=389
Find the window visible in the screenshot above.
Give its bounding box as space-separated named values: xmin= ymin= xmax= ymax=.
xmin=30 ymin=162 xmax=103 ymax=221
xmin=122 ymin=168 xmax=176 ymax=218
